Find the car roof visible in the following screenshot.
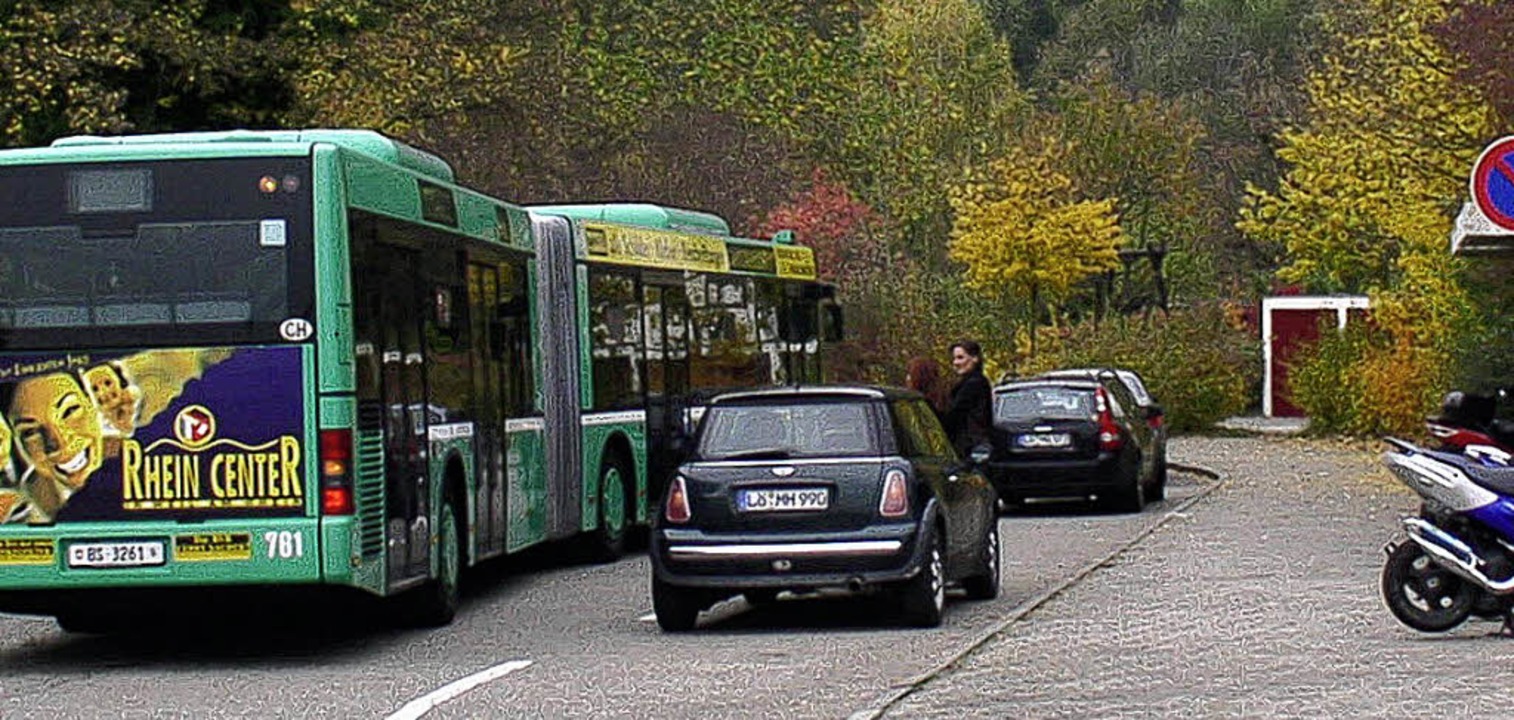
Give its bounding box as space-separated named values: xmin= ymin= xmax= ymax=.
xmin=709 ymin=384 xmax=918 ymax=405
xmin=994 ymin=378 xmax=1102 ymax=393
xmin=1034 ymin=368 xmax=1153 ymax=403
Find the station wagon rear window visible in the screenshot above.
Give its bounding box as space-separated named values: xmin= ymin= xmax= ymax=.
xmin=995 ymin=387 xmax=1095 ymax=421
xmin=699 ymin=401 xmax=878 ymax=459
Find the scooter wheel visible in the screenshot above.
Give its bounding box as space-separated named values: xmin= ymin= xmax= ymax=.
xmin=1381 ymin=541 xmax=1477 ymax=632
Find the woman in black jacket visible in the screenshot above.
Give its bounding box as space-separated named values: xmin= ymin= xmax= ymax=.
xmin=944 ymin=339 xmax=992 ymax=457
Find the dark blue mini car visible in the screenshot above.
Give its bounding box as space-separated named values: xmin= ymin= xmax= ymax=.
xmin=649 ymin=385 xmax=1000 ymax=631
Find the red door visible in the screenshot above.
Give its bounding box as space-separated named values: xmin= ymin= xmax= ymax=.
xmin=1269 ymin=308 xmax=1332 ymax=417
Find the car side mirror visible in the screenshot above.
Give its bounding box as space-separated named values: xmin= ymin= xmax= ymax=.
xmin=969 ymin=443 xmax=992 ymax=465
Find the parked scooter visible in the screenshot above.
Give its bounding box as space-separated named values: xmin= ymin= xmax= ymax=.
xmin=1425 ymin=389 xmax=1514 ymax=454
xmin=1380 ymin=437 xmax=1514 ymax=633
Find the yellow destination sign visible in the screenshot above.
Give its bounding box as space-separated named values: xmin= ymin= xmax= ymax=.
xmin=174 ymin=532 xmax=252 ymax=562
xmin=773 ymin=245 xmax=817 ymax=280
xmin=584 ymin=222 xmax=730 ymax=273
xmin=0 ymin=538 xmax=55 ymax=565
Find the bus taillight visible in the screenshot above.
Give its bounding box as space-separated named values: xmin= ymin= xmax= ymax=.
xmin=320 ymin=429 xmax=355 ymax=515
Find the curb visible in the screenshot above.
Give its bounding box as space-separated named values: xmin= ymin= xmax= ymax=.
xmin=848 ymin=464 xmax=1226 ymax=720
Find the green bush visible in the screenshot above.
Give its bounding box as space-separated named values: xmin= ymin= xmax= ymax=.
xmin=1290 ymin=320 xmax=1452 ymax=438
xmin=1286 ymin=320 xmax=1373 ymax=435
xmin=1043 ymin=304 xmax=1258 ymax=433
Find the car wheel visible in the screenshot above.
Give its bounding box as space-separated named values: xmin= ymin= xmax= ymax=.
xmin=1115 ymin=464 xmax=1146 ymax=513
xmin=403 ymin=497 xmax=462 ymax=627
xmin=586 ymin=454 xmax=631 ymax=563
xmin=56 ymin=611 xmax=123 ymax=634
xmin=960 ymin=514 xmax=1000 ymax=601
xmin=897 ymin=527 xmax=945 ymax=628
xmin=1151 ymin=451 xmax=1168 ymax=502
xmin=652 ymin=576 xmax=704 ymax=632
xmin=744 ymin=589 xmax=781 ymax=606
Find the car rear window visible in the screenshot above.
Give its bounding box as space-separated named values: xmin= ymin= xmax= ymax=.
xmin=698 ymin=401 xmax=878 ymax=460
xmin=994 ymin=386 xmax=1095 ymax=422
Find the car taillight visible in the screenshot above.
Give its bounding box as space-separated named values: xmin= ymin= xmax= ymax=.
xmin=664 ymin=476 xmax=691 ymax=524
xmin=879 ymin=468 xmax=909 ymax=517
xmin=320 ymin=428 xmax=354 ymax=515
xmin=1095 ymin=389 xmax=1123 ymax=452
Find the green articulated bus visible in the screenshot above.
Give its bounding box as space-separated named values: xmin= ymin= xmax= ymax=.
xmin=0 ymin=129 xmax=840 ymax=631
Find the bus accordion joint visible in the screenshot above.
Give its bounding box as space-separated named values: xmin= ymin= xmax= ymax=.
xmin=320 ymin=428 xmax=355 ymax=515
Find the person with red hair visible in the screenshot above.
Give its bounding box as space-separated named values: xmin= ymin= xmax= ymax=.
xmin=905 ymin=356 xmax=951 ymax=419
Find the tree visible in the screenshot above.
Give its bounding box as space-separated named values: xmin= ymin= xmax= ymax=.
xmin=0 ymin=0 xmax=292 ymax=148
xmin=280 ymin=0 xmax=525 ymax=140
xmin=1048 ymin=67 xmax=1207 ymax=305
xmin=832 ymin=0 xmax=1028 ymax=264
xmin=752 ymin=169 xmax=886 ymax=286
xmin=948 ymin=139 xmax=1125 ymax=355
xmin=1433 ymin=2 xmax=1514 ymax=129
xmin=1238 ymin=0 xmax=1496 ymax=431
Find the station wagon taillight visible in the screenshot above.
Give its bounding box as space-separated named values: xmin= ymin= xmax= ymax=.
xmin=879 ymin=469 xmax=909 ymax=517
xmin=664 ymin=476 xmax=691 ymax=524
xmin=1095 ymin=388 xmax=1123 ymax=453
xmin=319 ymin=429 xmax=354 ymax=515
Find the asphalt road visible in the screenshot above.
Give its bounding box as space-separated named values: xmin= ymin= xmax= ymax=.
xmin=0 ymin=449 xmax=1218 ymax=719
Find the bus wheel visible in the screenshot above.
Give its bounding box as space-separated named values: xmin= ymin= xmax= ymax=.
xmin=403 ymin=498 xmax=461 ymax=627
xmin=56 ymin=611 xmax=122 ymax=634
xmin=586 ymin=455 xmax=630 ymax=563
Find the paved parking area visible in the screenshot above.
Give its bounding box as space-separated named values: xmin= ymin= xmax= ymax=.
xmin=877 ymin=436 xmax=1514 ymax=718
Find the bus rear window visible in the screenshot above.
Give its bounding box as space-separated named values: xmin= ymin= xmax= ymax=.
xmin=0 ymin=158 xmax=313 ymax=349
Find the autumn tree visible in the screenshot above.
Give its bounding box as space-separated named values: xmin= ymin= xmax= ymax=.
xmin=1433 ymin=2 xmax=1514 ymax=129
xmin=1047 ymin=67 xmax=1206 ymax=309
xmin=1237 ymin=0 xmax=1497 ymax=432
xmin=948 ymin=139 xmax=1125 ymax=357
xmin=280 ymin=0 xmax=524 ymax=140
xmin=0 ymin=0 xmax=292 ymax=148
xmin=834 ymin=0 xmax=1027 ymax=263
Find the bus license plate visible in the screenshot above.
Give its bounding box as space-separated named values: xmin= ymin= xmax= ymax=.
xmin=67 ymin=541 xmax=166 ymax=568
xmin=739 ymin=488 xmax=829 ymax=512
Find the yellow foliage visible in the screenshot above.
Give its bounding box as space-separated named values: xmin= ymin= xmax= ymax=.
xmin=947 ymin=140 xmax=1124 ymax=303
xmin=1237 ymin=0 xmax=1495 ymax=297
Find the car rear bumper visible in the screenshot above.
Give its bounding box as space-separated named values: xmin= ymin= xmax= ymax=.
xmin=986 ymin=453 xmax=1125 ymax=498
xmin=651 ymin=523 xmax=928 ymax=590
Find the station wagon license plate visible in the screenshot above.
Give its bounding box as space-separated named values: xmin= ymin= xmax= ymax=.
xmin=67 ymin=541 xmax=166 ymax=569
xmin=1018 ymin=433 xmax=1071 ymax=449
xmin=739 ymin=488 xmax=830 ymax=512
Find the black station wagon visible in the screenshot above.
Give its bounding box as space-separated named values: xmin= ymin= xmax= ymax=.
xmin=649 ymin=385 xmax=1000 ymax=631
xmin=986 ymin=375 xmax=1164 ymax=512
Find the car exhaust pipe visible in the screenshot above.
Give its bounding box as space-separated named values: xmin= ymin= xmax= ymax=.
xmin=1402 ymin=517 xmax=1514 ymax=594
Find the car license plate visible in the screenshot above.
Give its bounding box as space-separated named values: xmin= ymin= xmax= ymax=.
xmin=1018 ymin=433 xmax=1071 ymax=449
xmin=739 ymin=488 xmax=830 ymax=512
xmin=67 ymin=541 xmax=166 ymax=568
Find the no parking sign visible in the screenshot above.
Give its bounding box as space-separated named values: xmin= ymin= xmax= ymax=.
xmin=1470 ymin=136 xmax=1514 ymax=232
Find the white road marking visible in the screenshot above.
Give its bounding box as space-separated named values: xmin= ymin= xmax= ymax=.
xmin=638 ymin=612 xmax=657 ymax=622
xmin=387 ymin=660 xmax=534 ymax=720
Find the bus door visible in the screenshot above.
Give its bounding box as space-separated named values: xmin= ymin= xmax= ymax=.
xmin=358 ymin=243 xmax=433 ymax=586
xmin=643 ymin=276 xmax=691 ymax=502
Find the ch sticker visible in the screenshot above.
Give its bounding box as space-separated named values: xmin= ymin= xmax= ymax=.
xmin=279 ymin=318 xmax=313 ymax=342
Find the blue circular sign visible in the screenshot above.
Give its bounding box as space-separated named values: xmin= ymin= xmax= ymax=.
xmin=1471 ymin=136 xmax=1514 ymax=231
